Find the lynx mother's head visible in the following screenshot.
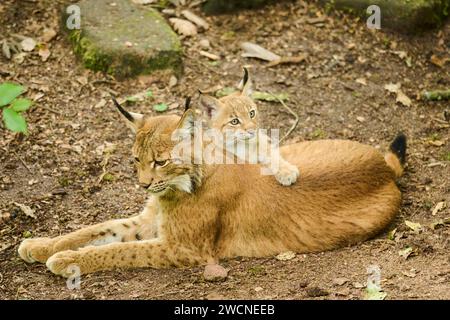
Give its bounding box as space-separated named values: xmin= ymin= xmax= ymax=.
xmin=112 ymin=97 xmax=201 ymax=197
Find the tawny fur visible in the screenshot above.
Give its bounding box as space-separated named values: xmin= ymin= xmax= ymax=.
xmin=18 ymin=112 xmax=403 ymax=278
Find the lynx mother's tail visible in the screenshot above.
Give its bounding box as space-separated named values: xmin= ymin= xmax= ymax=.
xmin=384 ymin=133 xmax=407 ymax=178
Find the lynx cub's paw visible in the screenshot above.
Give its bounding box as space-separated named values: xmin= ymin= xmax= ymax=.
xmin=46 ymin=250 xmax=81 ymax=277
xmin=275 ymin=163 xmax=299 ymax=186
xmin=18 ymin=237 xmax=54 ymax=263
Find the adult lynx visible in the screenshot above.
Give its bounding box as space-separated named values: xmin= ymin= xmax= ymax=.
xmin=18 ymin=82 xmax=406 ymax=277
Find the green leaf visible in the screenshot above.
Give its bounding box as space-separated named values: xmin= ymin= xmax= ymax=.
xmin=251 ymin=91 xmax=289 ymax=102
xmin=10 ymin=98 xmax=32 ymax=112
xmin=3 ymin=108 xmax=27 ymax=133
xmin=125 ymin=96 xmax=138 ymax=103
xmin=216 ymin=87 xmax=238 ymax=98
xmin=0 ymin=83 xmax=25 ymax=106
xmin=153 ymin=103 xmax=168 ymax=112
xmin=145 ymin=90 xmax=153 ymax=98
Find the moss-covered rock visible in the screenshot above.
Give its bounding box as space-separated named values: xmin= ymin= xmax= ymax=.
xmin=62 ymin=0 xmax=182 ymax=78
xmin=319 ymin=0 xmax=449 ymax=32
xmin=202 ymin=0 xmax=278 ymax=14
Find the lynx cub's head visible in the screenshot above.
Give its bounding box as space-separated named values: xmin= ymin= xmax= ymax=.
xmin=113 ymin=97 xmax=200 ymax=196
xmin=199 ymin=68 xmax=258 ymax=141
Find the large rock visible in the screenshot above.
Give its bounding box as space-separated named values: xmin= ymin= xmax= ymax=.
xmin=63 ymin=0 xmax=182 ymax=78
xmin=320 ymin=0 xmax=449 ymax=32
xmin=202 ymin=0 xmax=276 ymax=14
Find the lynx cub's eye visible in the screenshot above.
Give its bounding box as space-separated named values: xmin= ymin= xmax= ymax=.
xmin=249 ymin=110 xmax=256 ymax=118
xmin=230 ymin=118 xmax=240 ymax=125
xmin=154 ymin=160 xmax=169 ymax=167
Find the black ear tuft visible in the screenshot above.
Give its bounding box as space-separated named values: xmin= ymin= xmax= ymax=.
xmin=184 ymin=96 xmax=192 ymax=112
xmin=390 ymin=133 xmax=407 ymax=165
xmin=111 ymin=96 xmax=133 ymax=122
xmin=243 ymin=67 xmax=249 ymax=86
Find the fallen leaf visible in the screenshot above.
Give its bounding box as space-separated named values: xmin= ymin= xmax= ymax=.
xmin=398 ymin=246 xmax=414 ymax=259
xmin=402 ymin=269 xmax=417 ymax=278
xmin=2 ymin=40 xmax=11 ymax=59
xmin=14 ymin=202 xmax=36 ymax=219
xmin=20 ymin=38 xmax=36 ymax=52
xmin=181 ymin=10 xmax=209 ymax=30
xmin=38 ymin=45 xmax=51 ymax=62
xmin=333 ymin=277 xmax=349 ymax=286
xmin=428 ymin=140 xmax=444 ymax=147
xmin=275 ymin=251 xmax=296 ymax=261
xmin=431 ymin=201 xmax=446 ymax=216
xmin=355 ymin=78 xmax=367 ymax=86
xmin=94 ymin=99 xmax=107 ymax=109
xmin=240 ymin=42 xmax=280 ymax=62
xmin=199 ymin=50 xmax=220 ymax=60
xmin=41 ymin=28 xmax=57 ymax=43
xmin=384 ymin=229 xmax=397 ymax=242
xmin=266 ymin=54 xmax=307 ymax=67
xmin=396 ymin=90 xmax=412 ymax=107
xmin=356 ymin=116 xmax=365 ymax=123
xmin=430 ymin=218 xmax=450 ymax=230
xmin=384 ymin=83 xmax=411 ymax=107
xmin=384 ymin=83 xmax=400 ymax=93
xmin=169 ymin=18 xmax=197 ymax=37
xmin=430 ymin=54 xmax=449 ymax=68
xmin=405 ymin=220 xmax=422 ymax=232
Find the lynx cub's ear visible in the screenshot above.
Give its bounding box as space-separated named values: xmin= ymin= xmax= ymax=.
xmin=199 ymin=93 xmax=221 ymax=120
xmin=112 ymin=97 xmax=144 ymax=133
xmin=238 ymin=67 xmax=253 ymax=97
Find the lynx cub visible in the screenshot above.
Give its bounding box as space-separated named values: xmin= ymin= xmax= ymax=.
xmin=198 ymin=68 xmax=299 ymax=186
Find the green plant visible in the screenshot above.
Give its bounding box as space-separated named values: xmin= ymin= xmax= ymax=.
xmin=0 ymin=82 xmax=32 ymax=134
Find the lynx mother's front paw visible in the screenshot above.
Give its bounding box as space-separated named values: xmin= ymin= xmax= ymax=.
xmin=46 ymin=250 xmax=81 ymax=278
xmin=275 ymin=164 xmax=300 ymax=186
xmin=18 ymin=237 xmax=54 ymax=263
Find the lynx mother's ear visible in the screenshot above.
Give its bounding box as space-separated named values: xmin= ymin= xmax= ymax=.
xmin=199 ymin=93 xmax=221 ymax=120
xmin=111 ymin=96 xmax=144 ymax=133
xmin=238 ymin=67 xmax=253 ymax=97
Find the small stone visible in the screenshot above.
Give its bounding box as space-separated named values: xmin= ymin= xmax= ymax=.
xmin=275 ymin=251 xmax=296 ymax=261
xmin=254 ymin=286 xmax=263 ymax=292
xmin=168 ymin=75 xmax=177 ymax=87
xmin=21 ymin=38 xmax=36 ymax=52
xmin=64 ymin=0 xmax=182 ymax=78
xmin=203 ymin=264 xmax=228 ymax=282
xmin=199 ymin=39 xmax=210 ymax=49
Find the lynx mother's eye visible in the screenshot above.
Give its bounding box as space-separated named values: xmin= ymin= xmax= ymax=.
xmin=249 ymin=110 xmax=256 ymax=118
xmin=154 ymin=160 xmax=169 ymax=167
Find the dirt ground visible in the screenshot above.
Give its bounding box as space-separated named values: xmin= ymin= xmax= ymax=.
xmin=0 ymin=0 xmax=449 ymax=300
